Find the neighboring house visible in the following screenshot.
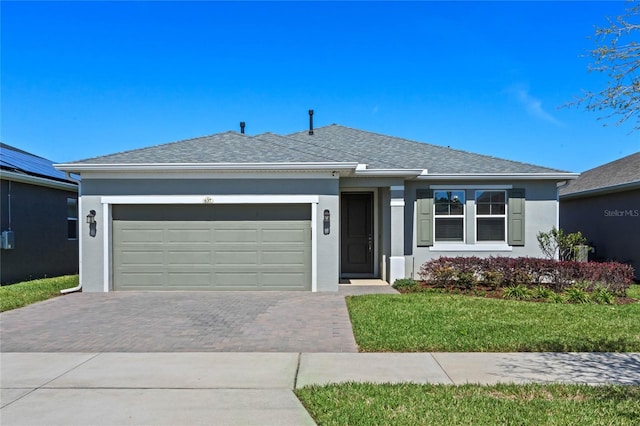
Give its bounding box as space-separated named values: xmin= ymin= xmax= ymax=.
xmin=0 ymin=143 xmax=79 ymax=285
xmin=560 ymin=152 xmax=640 ymax=280
xmin=56 ymin=122 xmax=577 ymax=292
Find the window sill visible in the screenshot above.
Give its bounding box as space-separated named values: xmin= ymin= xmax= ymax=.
xmin=429 ymin=244 xmax=512 ymax=252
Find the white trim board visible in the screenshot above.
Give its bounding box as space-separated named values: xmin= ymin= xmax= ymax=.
xmin=100 ymin=194 xmax=320 ymax=292
xmin=429 ymin=184 xmax=513 ymax=190
xmin=101 ymin=195 xmax=320 ymax=205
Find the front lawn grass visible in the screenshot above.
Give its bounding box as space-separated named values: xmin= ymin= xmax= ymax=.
xmin=0 ymin=275 xmax=79 ymax=312
xmin=628 ymin=284 xmax=640 ymax=299
xmin=296 ymin=383 xmax=640 ymax=426
xmin=346 ymin=290 xmax=640 ymax=352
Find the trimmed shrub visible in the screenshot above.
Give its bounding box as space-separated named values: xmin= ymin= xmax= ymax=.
xmin=503 ymin=285 xmax=531 ymax=300
xmin=549 ymin=292 xmax=568 ymax=304
xmin=418 ymin=256 xmax=634 ymax=295
xmin=392 ymin=278 xmax=419 ymax=292
xmin=531 ymin=286 xmax=555 ymax=300
xmin=566 ymin=285 xmax=591 ymax=304
xmin=483 ymin=270 xmax=504 ymax=289
xmin=590 ymin=286 xmax=616 ymax=305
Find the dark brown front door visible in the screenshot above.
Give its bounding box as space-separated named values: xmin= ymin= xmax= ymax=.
xmin=341 ymin=192 xmax=374 ymax=274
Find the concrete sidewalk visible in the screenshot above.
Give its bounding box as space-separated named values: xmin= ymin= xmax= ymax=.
xmin=2 ymin=352 xmax=639 ymax=426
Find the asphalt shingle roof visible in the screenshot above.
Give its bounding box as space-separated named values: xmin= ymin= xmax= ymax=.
xmin=287 ymin=125 xmax=564 ymax=173
xmin=560 ymin=151 xmax=640 ymax=197
xmin=64 ymin=124 xmax=567 ymax=174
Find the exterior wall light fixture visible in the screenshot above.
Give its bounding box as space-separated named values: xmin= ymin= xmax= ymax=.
xmin=323 ymin=209 xmax=330 ymax=235
xmin=87 ymin=210 xmax=97 ymax=237
xmin=86 ymin=210 xmax=96 ymax=224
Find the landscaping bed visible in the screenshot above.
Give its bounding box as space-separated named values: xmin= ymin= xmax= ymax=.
xmin=394 ymin=281 xmax=638 ymax=305
xmin=396 ymin=256 xmax=637 ymax=305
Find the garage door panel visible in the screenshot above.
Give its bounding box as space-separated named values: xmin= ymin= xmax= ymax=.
xmin=117 ymin=272 xmax=165 ymax=287
xmin=167 ymin=251 xmax=211 ymax=265
xmin=262 ymin=251 xmax=307 ymax=265
xmin=118 ymin=251 xmax=164 ymax=266
xmin=167 ymin=229 xmax=211 ymax=243
xmin=113 ymin=215 xmax=310 ymax=291
xmin=262 ymin=272 xmax=305 ymax=290
xmin=214 ymin=272 xmax=259 ymax=286
xmin=167 ymin=272 xmax=211 ymax=286
xmin=120 ymin=229 xmax=164 ymax=243
xmin=261 ymin=228 xmax=306 ymax=243
xmin=214 ymin=250 xmax=259 ymax=265
xmin=215 ymin=229 xmax=258 ymax=242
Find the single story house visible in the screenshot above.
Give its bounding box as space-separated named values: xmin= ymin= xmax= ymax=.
xmin=560 ymin=151 xmax=639 ymax=280
xmin=1 ymin=143 xmax=79 ymax=284
xmin=56 ymin=120 xmax=578 ymax=292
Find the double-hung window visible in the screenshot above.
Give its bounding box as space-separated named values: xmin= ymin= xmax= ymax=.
xmin=475 ymin=190 xmax=506 ymax=242
xmin=434 ymin=190 xmax=465 ymax=242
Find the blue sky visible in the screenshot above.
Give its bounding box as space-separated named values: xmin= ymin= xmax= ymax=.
xmin=2 ymin=1 xmax=639 ymax=172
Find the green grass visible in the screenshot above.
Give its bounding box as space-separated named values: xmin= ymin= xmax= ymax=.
xmin=346 ymin=291 xmax=640 ymax=352
xmin=296 ymin=383 xmax=640 ymax=426
xmin=628 ymin=284 xmax=640 ymax=299
xmin=0 ymin=275 xmax=79 ymax=312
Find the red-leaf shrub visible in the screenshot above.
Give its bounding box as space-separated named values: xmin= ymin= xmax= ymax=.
xmin=418 ymin=256 xmax=634 ymax=295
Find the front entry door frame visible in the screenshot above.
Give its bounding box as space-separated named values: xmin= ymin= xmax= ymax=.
xmin=340 ymin=189 xmax=379 ymax=278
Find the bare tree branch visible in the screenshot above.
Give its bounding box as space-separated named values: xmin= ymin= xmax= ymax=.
xmin=566 ymin=1 xmax=640 ymax=130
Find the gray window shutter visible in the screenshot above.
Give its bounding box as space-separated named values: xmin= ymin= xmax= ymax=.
xmin=416 ymin=189 xmax=433 ymax=246
xmin=508 ymin=188 xmax=525 ymax=246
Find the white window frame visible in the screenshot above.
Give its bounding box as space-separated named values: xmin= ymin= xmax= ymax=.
xmin=433 ymin=190 xmax=466 ymax=243
xmin=475 ymin=190 xmax=507 ymax=243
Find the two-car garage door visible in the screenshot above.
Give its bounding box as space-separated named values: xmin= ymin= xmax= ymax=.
xmin=112 ymin=204 xmax=311 ymax=291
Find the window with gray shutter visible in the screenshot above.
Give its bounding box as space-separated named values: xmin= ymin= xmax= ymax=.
xmin=507 ymin=188 xmax=525 ymax=246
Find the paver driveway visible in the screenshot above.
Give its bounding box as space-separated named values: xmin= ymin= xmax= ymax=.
xmin=0 ymin=286 xmax=395 ymax=352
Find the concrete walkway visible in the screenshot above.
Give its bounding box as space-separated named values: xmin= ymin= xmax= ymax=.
xmin=2 ymin=352 xmax=639 ymax=425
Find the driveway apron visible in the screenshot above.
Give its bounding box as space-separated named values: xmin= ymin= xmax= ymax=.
xmin=0 ymin=289 xmax=378 ymax=352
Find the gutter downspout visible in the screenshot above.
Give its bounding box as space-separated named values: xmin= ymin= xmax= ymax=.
xmin=555 ymin=180 xmax=570 ymax=231
xmin=61 ymin=172 xmax=82 ymax=294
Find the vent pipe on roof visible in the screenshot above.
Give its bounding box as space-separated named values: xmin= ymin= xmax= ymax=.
xmin=240 ymin=122 xmax=246 ymax=134
xmin=308 ymin=110 xmax=314 ymax=135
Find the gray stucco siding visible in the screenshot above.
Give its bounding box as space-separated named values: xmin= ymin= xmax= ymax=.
xmin=77 ymin=178 xmax=341 ymax=292
xmin=82 ymin=178 xmax=339 ymax=196
xmin=560 ymin=189 xmax=639 ymax=279
xmin=403 ymin=180 xmax=559 ymax=279
xmin=340 ymin=177 xmax=406 ymax=189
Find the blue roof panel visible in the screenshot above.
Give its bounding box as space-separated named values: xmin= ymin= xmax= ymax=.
xmin=0 ymin=143 xmax=76 ymax=182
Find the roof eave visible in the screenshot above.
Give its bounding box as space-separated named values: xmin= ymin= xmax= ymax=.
xmin=353 ymin=167 xmax=424 ymax=177
xmin=560 ymin=180 xmax=640 ymax=200
xmin=0 ymin=169 xmax=79 ymax=191
xmin=54 ymin=162 xmax=361 ymax=173
xmin=417 ymin=173 xmax=580 ymax=181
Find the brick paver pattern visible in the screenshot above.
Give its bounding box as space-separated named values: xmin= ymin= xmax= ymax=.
xmin=0 ymin=286 xmax=395 ymax=352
